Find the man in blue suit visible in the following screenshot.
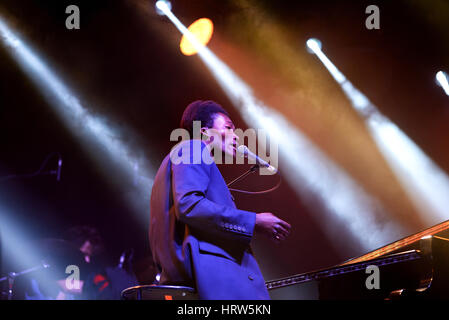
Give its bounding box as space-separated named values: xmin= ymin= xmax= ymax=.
xmin=149 ymin=100 xmax=291 ymax=299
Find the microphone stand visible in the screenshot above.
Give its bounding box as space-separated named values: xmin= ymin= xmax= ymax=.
xmin=227 ymin=164 xmax=260 ymax=188
xmin=0 ymin=261 xmax=50 ymax=300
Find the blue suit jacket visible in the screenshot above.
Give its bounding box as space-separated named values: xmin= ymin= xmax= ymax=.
xmin=149 ymin=140 xmax=270 ymax=300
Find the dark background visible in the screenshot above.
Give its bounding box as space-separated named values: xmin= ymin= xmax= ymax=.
xmin=0 ymin=0 xmax=448 ymax=298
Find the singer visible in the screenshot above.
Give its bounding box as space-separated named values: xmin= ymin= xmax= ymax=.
xmin=149 ymin=100 xmax=291 ymax=300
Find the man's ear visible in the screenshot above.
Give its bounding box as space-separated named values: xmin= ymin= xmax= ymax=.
xmin=201 ymin=127 xmax=211 ymax=139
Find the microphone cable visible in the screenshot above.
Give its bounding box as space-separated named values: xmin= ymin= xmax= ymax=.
xmin=227 ymin=165 xmax=282 ymax=195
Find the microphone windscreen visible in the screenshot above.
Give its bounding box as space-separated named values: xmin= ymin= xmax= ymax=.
xmin=236 ymin=145 xmax=248 ymax=157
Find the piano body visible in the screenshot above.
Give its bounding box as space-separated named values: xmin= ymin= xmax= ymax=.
xmin=267 ymin=220 xmax=449 ymax=299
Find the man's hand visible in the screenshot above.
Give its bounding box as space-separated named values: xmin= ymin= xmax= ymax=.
xmin=255 ymin=212 xmax=291 ymax=243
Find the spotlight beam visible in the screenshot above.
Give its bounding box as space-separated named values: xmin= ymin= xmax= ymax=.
xmin=157 ymin=8 xmax=405 ymax=251
xmin=0 ymin=16 xmax=154 ymax=221
xmin=308 ymin=38 xmax=449 ymax=226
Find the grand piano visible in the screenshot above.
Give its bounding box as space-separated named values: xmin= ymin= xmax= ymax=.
xmin=266 ymin=220 xmax=449 ymax=299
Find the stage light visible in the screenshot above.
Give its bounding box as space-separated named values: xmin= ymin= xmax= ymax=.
xmin=308 ymin=39 xmax=449 ymax=226
xmin=306 ymin=38 xmax=345 ymax=84
xmin=436 ymin=70 xmax=449 ymax=96
xmin=180 ymin=18 xmax=214 ymax=56
xmin=306 ymin=38 xmax=321 ymax=53
xmin=0 ymin=16 xmax=155 ymax=221
xmin=157 ymin=10 xmax=404 ymax=251
xmin=155 ymin=0 xmax=172 ymax=15
xmin=153 ymin=1 xmax=209 ymax=57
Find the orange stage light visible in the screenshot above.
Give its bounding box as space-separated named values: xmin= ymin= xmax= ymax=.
xmin=180 ymin=18 xmax=213 ymax=56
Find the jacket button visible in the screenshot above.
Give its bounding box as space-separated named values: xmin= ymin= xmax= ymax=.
xmin=248 ymin=275 xmax=254 ymax=281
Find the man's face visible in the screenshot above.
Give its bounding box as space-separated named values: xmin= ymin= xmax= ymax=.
xmin=80 ymin=240 xmax=93 ymax=257
xmin=205 ymin=113 xmax=239 ymax=157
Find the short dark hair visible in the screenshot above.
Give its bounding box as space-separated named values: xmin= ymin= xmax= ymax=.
xmin=180 ymin=100 xmax=230 ymax=136
xmin=66 ymin=225 xmax=104 ymax=256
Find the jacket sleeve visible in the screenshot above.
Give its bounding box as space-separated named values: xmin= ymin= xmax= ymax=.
xmin=171 ymin=147 xmax=256 ymax=245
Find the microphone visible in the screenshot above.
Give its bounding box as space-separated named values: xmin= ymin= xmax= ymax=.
xmin=118 ymin=251 xmax=126 ymax=269
xmin=118 ymin=249 xmax=134 ymax=270
xmin=236 ymin=145 xmax=277 ymax=174
xmin=56 ymin=157 xmax=62 ymax=182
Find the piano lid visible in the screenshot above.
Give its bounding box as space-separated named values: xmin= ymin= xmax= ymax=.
xmin=340 ymin=219 xmax=449 ymax=266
